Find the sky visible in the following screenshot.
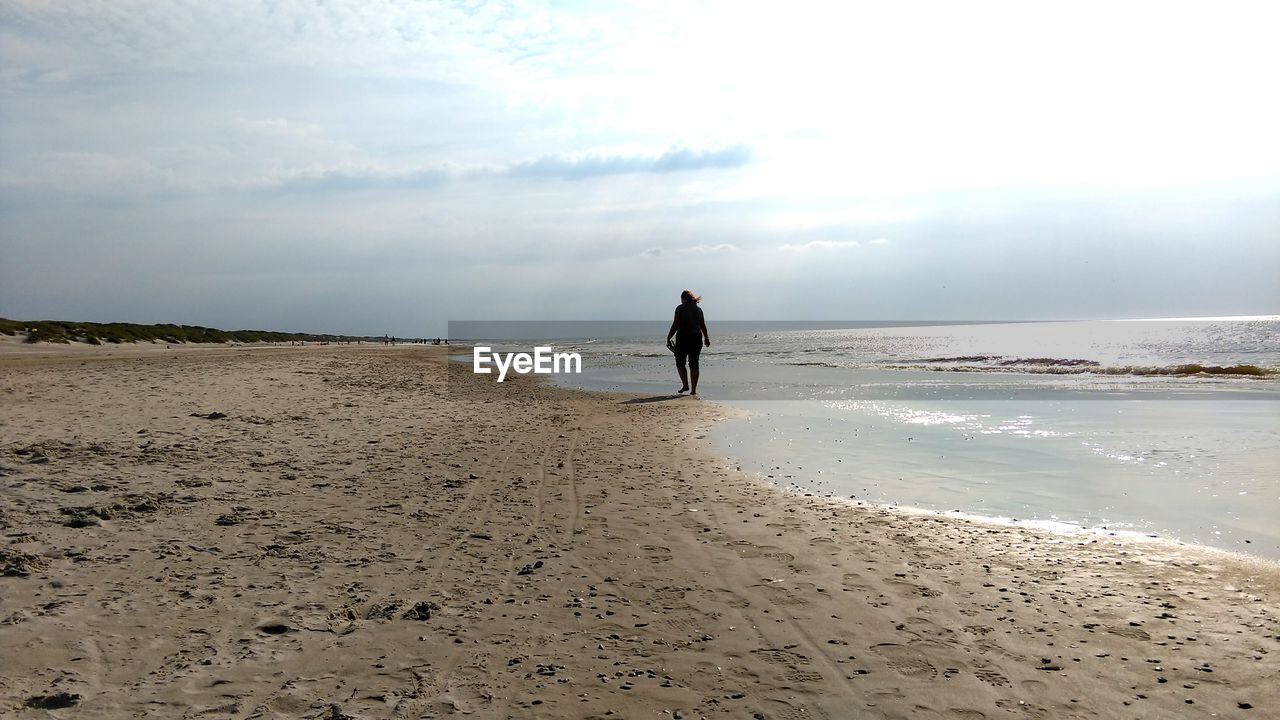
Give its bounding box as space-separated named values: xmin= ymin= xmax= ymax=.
xmin=1 ymin=1 xmax=1278 ymax=336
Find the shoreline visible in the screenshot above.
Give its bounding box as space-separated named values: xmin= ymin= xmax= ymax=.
xmin=551 ymin=355 xmax=1280 ymax=562
xmin=759 ymin=478 xmax=1280 ymax=573
xmin=712 ymin=395 xmax=1280 ymax=562
xmin=547 ymin=351 xmax=1280 ymax=567
xmin=2 ymin=345 xmax=1277 ymax=718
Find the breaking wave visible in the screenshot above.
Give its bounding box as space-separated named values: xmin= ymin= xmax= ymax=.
xmin=784 ymin=356 xmax=1278 ymax=378
xmin=896 ymin=360 xmax=1277 ymax=378
xmin=912 ymin=356 xmax=1100 ymax=367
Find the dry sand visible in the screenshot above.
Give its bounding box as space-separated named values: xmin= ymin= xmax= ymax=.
xmin=1 ymin=344 xmax=1277 ymax=719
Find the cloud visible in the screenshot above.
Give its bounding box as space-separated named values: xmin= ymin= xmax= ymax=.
xmin=3 ymin=2 xmax=1278 ymax=334
xmin=778 ymin=239 xmax=861 ymax=252
xmin=268 ymin=167 xmax=450 ymax=194
xmin=0 ymin=1 xmax=587 ymax=84
xmin=3 ymin=142 xmax=752 ymax=197
xmin=650 ymin=146 xmax=753 ymax=173
xmin=642 ymin=243 xmax=739 ymax=257
xmin=230 ymin=117 xmax=320 ymax=137
xmin=267 ymin=146 xmax=751 ymax=194
xmin=509 ymin=145 xmax=751 ymax=181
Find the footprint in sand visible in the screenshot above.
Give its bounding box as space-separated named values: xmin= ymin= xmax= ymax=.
xmin=1106 ymin=624 xmax=1150 ymax=641
xmin=973 ymin=666 xmax=1010 ymax=687
xmin=661 ymin=616 xmax=702 ymax=632
xmin=995 ymin=698 xmax=1049 ymax=720
xmin=726 ymin=665 xmax=761 ymax=681
xmin=784 ymin=668 xmax=824 ymax=683
xmin=760 ymin=585 xmax=810 ymax=607
xmin=770 ymin=704 xmax=830 ymax=720
xmin=872 ymin=643 xmax=938 ymax=678
xmin=884 ymin=577 xmax=943 ymax=598
xmin=673 ymin=514 xmax=705 ymax=532
xmin=436 ymin=674 xmax=491 ymax=715
xmin=641 ymin=545 xmax=673 ymax=562
xmin=752 ymin=648 xmax=809 ymax=666
xmin=841 ymin=573 xmax=873 ymax=593
xmin=652 ymin=601 xmax=707 ymax=629
xmin=647 ymin=587 xmax=688 ymax=604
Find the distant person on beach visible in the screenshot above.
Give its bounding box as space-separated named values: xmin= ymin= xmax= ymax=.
xmin=667 ymin=289 xmax=710 ymax=395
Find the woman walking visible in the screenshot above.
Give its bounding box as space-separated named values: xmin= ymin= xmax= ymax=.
xmin=667 ymin=289 xmax=710 ymax=395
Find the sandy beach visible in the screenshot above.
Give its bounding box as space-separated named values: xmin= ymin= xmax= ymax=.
xmin=1 ymin=344 xmax=1277 ymax=719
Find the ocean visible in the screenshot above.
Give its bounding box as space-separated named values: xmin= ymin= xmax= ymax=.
xmin=451 ymin=317 xmax=1280 ymax=559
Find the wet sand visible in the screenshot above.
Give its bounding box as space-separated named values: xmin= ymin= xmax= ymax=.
xmin=1 ymin=344 xmax=1277 ymax=718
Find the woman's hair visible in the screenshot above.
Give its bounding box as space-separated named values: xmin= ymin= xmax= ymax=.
xmin=681 ymin=289 xmax=701 ymax=304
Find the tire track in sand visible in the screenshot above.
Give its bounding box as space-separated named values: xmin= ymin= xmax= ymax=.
xmin=690 ymin=479 xmax=862 ymax=717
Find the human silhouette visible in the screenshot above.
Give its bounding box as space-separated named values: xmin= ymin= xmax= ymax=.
xmin=666 ymin=289 xmax=710 ymax=395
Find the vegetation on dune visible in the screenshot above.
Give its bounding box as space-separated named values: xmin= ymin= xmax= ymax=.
xmin=0 ymin=318 xmax=361 ymax=345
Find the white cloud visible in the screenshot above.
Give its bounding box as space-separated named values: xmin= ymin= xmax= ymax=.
xmin=0 ymin=139 xmax=750 ymax=197
xmin=510 ymin=145 xmax=751 ymax=180
xmin=643 ymin=244 xmax=739 ymax=258
xmin=778 ymin=240 xmax=861 ymax=253
xmin=230 ymin=117 xmax=315 ymax=137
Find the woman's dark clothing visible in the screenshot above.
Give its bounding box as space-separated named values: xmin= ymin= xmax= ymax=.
xmin=675 ymin=343 xmax=701 ymax=371
xmin=674 ymin=302 xmax=704 ymax=370
xmin=674 ymin=303 xmax=704 ymax=343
